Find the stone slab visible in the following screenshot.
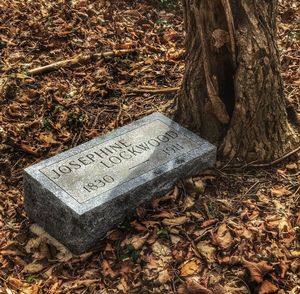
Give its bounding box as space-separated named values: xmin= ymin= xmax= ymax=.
xmin=23 ymin=112 xmax=216 ymax=254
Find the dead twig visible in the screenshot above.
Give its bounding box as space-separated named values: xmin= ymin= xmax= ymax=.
xmin=239 ymin=180 xmax=260 ymax=201
xmin=182 ymin=232 xmax=202 ymax=260
xmin=27 ymin=48 xmax=139 ymax=76
xmin=248 ymin=145 xmax=300 ymax=168
xmin=225 ymin=145 xmax=300 ymax=169
xmin=6 ymin=138 xmax=39 ymax=156
xmin=124 ymin=87 xmax=179 ymax=94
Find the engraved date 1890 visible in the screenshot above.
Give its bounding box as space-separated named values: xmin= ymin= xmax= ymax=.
xmin=83 ymin=175 xmax=115 ymax=193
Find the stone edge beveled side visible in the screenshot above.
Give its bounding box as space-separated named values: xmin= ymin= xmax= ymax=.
xmin=24 ymin=112 xmax=216 ymax=215
xmin=24 ymin=144 xmax=216 ymax=254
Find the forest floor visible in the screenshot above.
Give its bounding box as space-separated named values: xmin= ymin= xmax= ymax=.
xmin=0 ymin=0 xmax=299 ymax=293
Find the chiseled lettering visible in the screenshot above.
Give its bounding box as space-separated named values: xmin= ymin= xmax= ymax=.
xmin=69 ymin=160 xmax=81 ymax=169
xmin=166 ymin=131 xmax=178 ymax=139
xmin=136 ymin=142 xmax=150 ymax=151
xmin=100 ymin=160 xmax=113 ymax=169
xmin=94 ymin=151 xmax=104 ymax=159
xmin=148 ymin=139 xmax=160 ymax=147
xmin=58 ymin=165 xmax=72 ymax=174
xmin=44 ymin=125 xmax=184 ymax=183
xmin=50 ymin=169 xmax=61 ymax=180
xmin=157 ymin=135 xmax=170 ymax=142
xmin=127 ymin=147 xmax=142 ymax=156
xmin=119 ymin=151 xmax=132 ymax=159
xmin=105 ymin=147 xmax=114 ymax=154
xmin=109 ymin=143 xmax=123 ymax=151
xmin=78 ymin=156 xmax=91 ymax=166
xmin=119 ymin=139 xmax=132 ymax=148
xmin=86 ymin=154 xmax=95 ymax=162
xmin=96 ymin=148 xmax=109 ymax=156
xmin=109 ymin=156 xmax=122 ymax=164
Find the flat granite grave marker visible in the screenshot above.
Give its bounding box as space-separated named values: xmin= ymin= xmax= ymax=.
xmin=24 ymin=112 xmax=216 ymax=253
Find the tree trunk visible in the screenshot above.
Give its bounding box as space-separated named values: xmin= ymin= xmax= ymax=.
xmin=175 ymin=0 xmax=298 ymax=162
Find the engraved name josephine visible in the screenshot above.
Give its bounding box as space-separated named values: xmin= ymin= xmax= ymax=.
xmin=48 ymin=130 xmax=182 ymax=187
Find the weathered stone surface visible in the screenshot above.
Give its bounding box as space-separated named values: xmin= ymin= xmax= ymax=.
xmin=23 ymin=112 xmax=216 ymax=254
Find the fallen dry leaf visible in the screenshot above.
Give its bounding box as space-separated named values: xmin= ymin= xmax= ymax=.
xmin=167 ymin=49 xmax=185 ymax=61
xmin=221 ymin=257 xmax=274 ymax=285
xmin=7 ymin=277 xmax=23 ymax=290
xmin=258 ymin=280 xmax=278 ymax=294
xmin=152 ymin=241 xmax=171 ymax=256
xmin=170 ymin=234 xmax=183 ymax=245
xmin=71 ymin=279 xmax=100 ymax=288
xmin=154 ymin=211 xmax=176 ymax=218
xmin=213 ymin=223 xmax=233 ymax=250
xmin=201 ymin=219 xmax=218 ymax=228
xmin=190 ymin=211 xmax=204 ymax=220
xmin=193 ymin=178 xmax=206 ymax=193
xmin=116 ymin=277 xmax=129 ymax=292
xmin=256 ymin=190 xmax=270 ymax=204
xmin=102 ymin=259 xmax=116 ymax=278
xmin=180 ymin=259 xmax=202 ymax=277
xmin=223 ymin=279 xmax=248 ymax=294
xmin=184 ymin=177 xmax=207 ymax=194
xmin=286 ymin=163 xmax=297 ymax=170
xmin=279 ymin=259 xmax=290 ymax=278
xmin=290 ymin=250 xmax=300 ymax=258
xmin=242 ymin=260 xmax=273 ymax=283
xmin=130 ymin=220 xmax=147 ymax=232
xmin=29 ymin=224 xmax=73 ymax=261
xmin=158 ymin=269 xmax=171 ymax=284
xmin=288 ymin=286 xmax=300 ymax=294
xmin=196 ymin=241 xmax=216 ymax=264
xmin=183 ymin=195 xmax=196 ymax=210
xmin=162 ymin=216 xmax=188 ymax=226
xmin=19 ymin=285 xmax=39 ymax=294
xmin=271 ymin=187 xmax=292 ymax=197
xmin=296 ymin=212 xmax=300 ymax=226
xmin=22 ymin=262 xmax=45 ymax=273
xmin=290 ymin=259 xmax=300 ymax=273
xmin=152 ymin=186 xmax=180 ymax=208
xmin=122 ymin=233 xmax=149 ymax=250
xmin=241 ymin=226 xmax=253 ymax=240
xmin=184 ymin=278 xmax=214 ymax=294
xmin=39 ymin=132 xmax=58 ymax=144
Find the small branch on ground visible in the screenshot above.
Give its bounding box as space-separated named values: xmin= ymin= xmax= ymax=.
xmin=224 ymin=145 xmax=300 ymax=169
xmin=27 ymin=48 xmax=140 ymax=76
xmin=248 ymin=145 xmax=300 ymax=168
xmin=7 ymin=141 xmax=40 ymax=156
xmin=124 ymin=87 xmax=179 ymax=94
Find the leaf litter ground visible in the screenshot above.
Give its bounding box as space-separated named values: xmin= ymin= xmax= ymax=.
xmin=0 ymin=0 xmax=299 ymax=293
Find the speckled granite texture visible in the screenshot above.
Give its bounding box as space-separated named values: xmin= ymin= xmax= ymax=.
xmin=23 ymin=112 xmax=216 ymax=254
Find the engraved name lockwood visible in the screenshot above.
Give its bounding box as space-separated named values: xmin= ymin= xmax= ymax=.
xmin=40 ymin=120 xmax=200 ymax=203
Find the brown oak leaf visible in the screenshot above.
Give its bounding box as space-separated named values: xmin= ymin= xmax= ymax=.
xmin=213 ymin=223 xmax=233 ymax=250
xmin=258 ymin=280 xmax=278 ymax=294
xmin=185 ymin=280 xmax=214 ymax=294
xmin=242 ymin=260 xmax=273 ymax=283
xmin=162 ymin=216 xmax=188 ymax=226
xmin=180 ymin=259 xmax=202 ymax=277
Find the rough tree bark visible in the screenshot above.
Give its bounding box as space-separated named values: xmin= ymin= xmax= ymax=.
xmin=175 ymin=0 xmax=299 ymax=162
